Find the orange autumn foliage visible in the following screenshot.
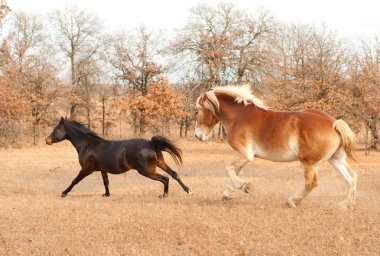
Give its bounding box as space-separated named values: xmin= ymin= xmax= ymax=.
xmin=118 ymin=77 xmax=184 ymax=135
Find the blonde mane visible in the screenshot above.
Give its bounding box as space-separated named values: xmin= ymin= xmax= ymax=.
xmin=196 ymin=85 xmax=269 ymax=113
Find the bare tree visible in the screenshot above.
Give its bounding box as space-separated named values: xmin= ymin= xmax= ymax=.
xmin=346 ymin=38 xmax=380 ymax=151
xmin=0 ymin=11 xmax=61 ymax=146
xmin=269 ymin=23 xmax=348 ymax=112
xmin=107 ymin=26 xmax=165 ymax=135
xmin=170 ymin=3 xmax=276 ymax=89
xmin=96 ymin=82 xmax=118 ymax=137
xmin=107 ymin=25 xmax=165 ymax=96
xmin=49 ymin=4 xmax=105 ymax=121
xmin=0 ymin=0 xmax=10 ymax=26
xmin=7 ymin=12 xmax=60 ymax=145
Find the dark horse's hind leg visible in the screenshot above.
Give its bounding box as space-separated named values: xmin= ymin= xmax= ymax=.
xmin=101 ymin=171 xmax=110 ymax=197
xmin=157 ymin=160 xmax=192 ymax=194
xmin=61 ymin=169 xmax=92 ymax=197
xmin=137 ymin=162 xmax=169 ymax=198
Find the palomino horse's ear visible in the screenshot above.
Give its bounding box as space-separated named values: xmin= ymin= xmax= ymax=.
xmin=199 ymin=92 xmax=207 ymax=104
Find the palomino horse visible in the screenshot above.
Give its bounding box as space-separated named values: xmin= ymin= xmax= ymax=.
xmin=46 ymin=118 xmax=192 ymax=198
xmin=195 ymin=85 xmax=357 ymax=208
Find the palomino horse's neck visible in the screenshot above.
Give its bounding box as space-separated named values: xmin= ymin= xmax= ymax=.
xmin=216 ymin=94 xmax=263 ymax=132
xmin=64 ymin=123 xmax=96 ymax=153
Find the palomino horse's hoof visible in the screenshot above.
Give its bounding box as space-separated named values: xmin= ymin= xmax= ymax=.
xmin=243 ymin=183 xmax=254 ymax=195
xmin=338 ymin=200 xmax=354 ymax=210
xmin=159 ymin=193 xmax=168 ymax=199
xmin=287 ymin=198 xmax=297 ymax=208
xmin=221 ymin=196 xmax=232 ymax=202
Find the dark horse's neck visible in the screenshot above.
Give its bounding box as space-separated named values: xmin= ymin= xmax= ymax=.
xmin=64 ymin=123 xmax=102 ymax=154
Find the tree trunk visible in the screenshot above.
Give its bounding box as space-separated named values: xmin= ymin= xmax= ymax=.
xmin=369 ymin=119 xmax=379 ymax=150
xmin=185 ymin=115 xmax=189 ymax=137
xmin=70 ymin=103 xmax=77 ymax=120
xmin=180 ymin=119 xmax=184 ymax=137
xmin=166 ymin=118 xmax=170 ymax=136
xmin=33 ymin=115 xmax=40 ymax=146
xmin=119 ymin=111 xmax=122 ymax=139
xmin=33 ymin=123 xmax=37 ymax=146
xmin=102 ymin=96 xmax=105 ymax=136
xmin=139 ymin=115 xmax=146 ymax=136
xmin=85 ymin=105 xmax=91 ymax=130
xmin=365 ymin=125 xmax=370 ymax=155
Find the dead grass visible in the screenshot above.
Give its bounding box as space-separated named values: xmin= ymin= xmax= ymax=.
xmin=0 ymin=139 xmax=379 ymax=255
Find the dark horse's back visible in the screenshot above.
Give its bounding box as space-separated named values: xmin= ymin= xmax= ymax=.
xmin=93 ymin=136 xmax=182 ymax=175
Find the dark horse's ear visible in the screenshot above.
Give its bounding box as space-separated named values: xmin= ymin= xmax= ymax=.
xmin=60 ymin=117 xmax=65 ymax=123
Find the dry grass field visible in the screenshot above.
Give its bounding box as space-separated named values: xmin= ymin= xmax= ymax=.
xmin=0 ymin=138 xmax=379 ymax=255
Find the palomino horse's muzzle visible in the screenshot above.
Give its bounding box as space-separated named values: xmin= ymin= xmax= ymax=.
xmin=194 ymin=128 xmax=207 ymax=142
xmin=45 ymin=136 xmax=53 ymax=145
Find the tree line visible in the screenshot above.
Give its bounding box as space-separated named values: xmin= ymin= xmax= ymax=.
xmin=0 ymin=1 xmax=379 ymax=151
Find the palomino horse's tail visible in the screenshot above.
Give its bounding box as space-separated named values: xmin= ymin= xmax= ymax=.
xmin=151 ymin=136 xmax=183 ymax=166
xmin=333 ymin=120 xmax=357 ymax=161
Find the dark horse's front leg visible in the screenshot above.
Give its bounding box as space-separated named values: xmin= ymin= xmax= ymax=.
xmin=61 ymin=169 xmax=92 ymax=197
xmin=101 ymin=171 xmax=110 ymax=197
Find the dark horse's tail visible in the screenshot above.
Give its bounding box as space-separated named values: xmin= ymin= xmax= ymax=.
xmin=151 ymin=136 xmax=182 ymax=166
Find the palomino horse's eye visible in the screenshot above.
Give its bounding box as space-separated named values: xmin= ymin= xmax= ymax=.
xmin=195 ymin=111 xmax=199 ymax=117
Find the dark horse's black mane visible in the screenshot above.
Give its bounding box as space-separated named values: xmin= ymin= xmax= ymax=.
xmin=65 ymin=119 xmax=102 ymax=139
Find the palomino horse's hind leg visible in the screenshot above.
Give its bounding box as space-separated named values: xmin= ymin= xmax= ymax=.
xmin=222 ymin=154 xmax=250 ymax=201
xmin=287 ymin=165 xmax=319 ymax=208
xmin=328 ymin=150 xmax=357 ymax=209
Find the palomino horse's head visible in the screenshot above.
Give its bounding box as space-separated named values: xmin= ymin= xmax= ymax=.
xmin=194 ymin=92 xmax=220 ymax=142
xmin=45 ymin=117 xmax=67 ymax=145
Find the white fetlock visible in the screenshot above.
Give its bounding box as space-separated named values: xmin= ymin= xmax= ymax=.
xmin=287 ymin=198 xmax=297 ymax=208
xmin=222 ymin=195 xmax=232 ymax=202
xmin=222 ymin=189 xmax=234 ymax=202
xmin=338 ymin=199 xmax=353 ymax=210
xmin=242 ymin=182 xmax=254 ymax=195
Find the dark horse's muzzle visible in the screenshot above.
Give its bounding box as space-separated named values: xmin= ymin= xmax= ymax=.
xmin=45 ymin=136 xmax=53 ymax=145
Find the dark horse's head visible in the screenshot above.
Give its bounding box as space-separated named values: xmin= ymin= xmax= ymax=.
xmin=45 ymin=117 xmax=67 ymax=145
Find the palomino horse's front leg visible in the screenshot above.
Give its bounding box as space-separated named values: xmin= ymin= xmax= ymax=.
xmin=222 ymin=153 xmax=251 ymax=201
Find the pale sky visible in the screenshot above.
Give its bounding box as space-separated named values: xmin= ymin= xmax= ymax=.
xmin=6 ymin=0 xmax=380 ymax=40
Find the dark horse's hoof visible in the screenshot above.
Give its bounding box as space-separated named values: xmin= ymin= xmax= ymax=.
xmin=61 ymin=193 xmax=67 ymax=197
xmin=159 ymin=193 xmax=168 ymax=199
xmin=103 ymin=193 xmax=110 ymax=197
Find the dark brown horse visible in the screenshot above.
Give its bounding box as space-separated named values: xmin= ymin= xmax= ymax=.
xmin=45 ymin=117 xmax=192 ymax=198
